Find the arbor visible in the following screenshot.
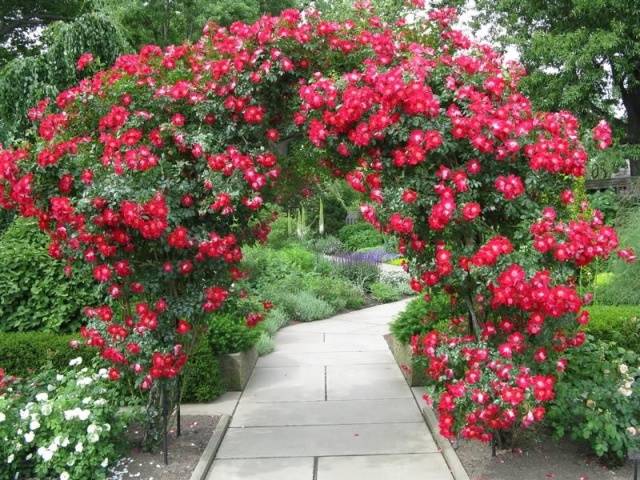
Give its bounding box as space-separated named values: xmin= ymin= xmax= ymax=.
xmin=473 ymin=0 xmax=640 ymax=177
xmin=0 ymin=6 xmax=634 ymax=473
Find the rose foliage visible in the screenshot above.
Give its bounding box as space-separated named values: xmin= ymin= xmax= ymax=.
xmin=0 ymin=4 xmax=635 ymax=443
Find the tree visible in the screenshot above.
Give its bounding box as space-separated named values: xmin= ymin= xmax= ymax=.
xmin=0 ymin=13 xmax=130 ymax=145
xmin=101 ymin=0 xmax=299 ymax=48
xmin=0 ymin=0 xmax=89 ymax=66
xmin=473 ymin=0 xmax=640 ymax=177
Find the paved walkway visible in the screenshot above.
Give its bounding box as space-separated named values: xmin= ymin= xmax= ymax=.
xmin=206 ymin=299 xmax=454 ymax=480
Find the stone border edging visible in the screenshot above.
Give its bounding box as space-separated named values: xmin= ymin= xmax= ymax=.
xmin=189 ymin=414 xmax=231 ymax=480
xmin=420 ymin=405 xmax=470 ymax=480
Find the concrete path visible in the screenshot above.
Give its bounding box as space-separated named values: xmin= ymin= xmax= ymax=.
xmin=206 ymin=299 xmax=454 ymax=480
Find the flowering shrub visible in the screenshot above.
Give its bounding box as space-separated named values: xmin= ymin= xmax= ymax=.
xmin=0 ymin=2 xmax=635 ymax=444
xmin=0 ymin=359 xmax=132 ymax=479
xmin=547 ymin=339 xmax=640 ymax=464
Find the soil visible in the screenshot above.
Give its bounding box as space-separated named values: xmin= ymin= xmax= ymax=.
xmin=456 ymin=429 xmax=634 ymax=480
xmin=109 ymin=414 xmax=219 ymax=480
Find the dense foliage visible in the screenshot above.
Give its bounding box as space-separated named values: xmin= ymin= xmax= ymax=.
xmin=548 ymin=339 xmax=639 ymax=464
xmin=0 ymin=332 xmax=93 ymax=378
xmin=0 ymin=219 xmax=102 ymax=332
xmin=0 ymin=3 xmax=635 ymax=451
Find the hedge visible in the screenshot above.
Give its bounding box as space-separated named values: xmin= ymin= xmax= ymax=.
xmin=0 ymin=332 xmax=94 ymax=377
xmin=585 ymin=305 xmax=640 ymax=352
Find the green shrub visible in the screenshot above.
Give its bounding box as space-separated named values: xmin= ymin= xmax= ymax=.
xmin=267 ymin=215 xmax=296 ymax=248
xmin=208 ymin=314 xmax=260 ymax=355
xmin=595 ymin=207 xmax=640 ymax=305
xmin=273 ymin=291 xmax=335 ymax=322
xmin=278 ymin=245 xmax=317 ymax=271
xmin=370 ymin=281 xmax=404 ymax=303
xmin=311 ymin=235 xmax=346 ymax=255
xmin=261 ymin=307 xmax=290 ymax=335
xmin=181 ymin=335 xmax=226 ymax=403
xmin=300 ymin=274 xmax=365 ymax=311
xmin=255 ymin=331 xmax=275 ymax=356
xmin=0 ymin=219 xmax=102 ymax=333
xmin=338 ymin=222 xmax=384 ymax=251
xmin=390 ymin=294 xmax=453 ymax=344
xmin=548 ymin=339 xmax=640 ymax=465
xmin=585 ymin=305 xmax=640 ymax=352
xmin=333 ymin=260 xmax=380 ymax=290
xmin=0 ymin=331 xmax=94 ymax=378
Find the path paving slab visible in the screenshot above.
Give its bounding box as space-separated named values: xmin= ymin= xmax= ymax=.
xmin=286 ymin=319 xmax=371 ymax=333
xmin=317 ymin=453 xmax=453 ymax=480
xmin=256 ymin=350 xmax=394 ymax=367
xmin=181 ymin=392 xmax=241 ymax=416
xmin=241 ymin=365 xmax=325 ymax=402
xmin=216 ymin=422 xmax=437 ymax=458
xmin=231 ymin=398 xmax=423 ymax=427
xmin=207 ymin=457 xmax=313 ymax=480
xmin=327 ymin=364 xmax=412 ymax=400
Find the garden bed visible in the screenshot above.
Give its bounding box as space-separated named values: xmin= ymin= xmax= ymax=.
xmin=456 ymin=429 xmax=633 ymax=480
xmin=109 ymin=415 xmax=220 ymax=480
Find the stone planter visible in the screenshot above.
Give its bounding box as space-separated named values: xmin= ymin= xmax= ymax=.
xmin=385 ymin=334 xmax=428 ymax=387
xmin=218 ymin=347 xmax=258 ymax=391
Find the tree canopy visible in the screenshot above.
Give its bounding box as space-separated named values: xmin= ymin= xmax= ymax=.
xmin=474 ymin=0 xmax=640 ymax=176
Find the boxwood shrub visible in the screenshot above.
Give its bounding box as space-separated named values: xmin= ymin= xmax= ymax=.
xmin=0 ymin=332 xmax=94 ymax=377
xmin=0 ymin=219 xmax=102 ymax=333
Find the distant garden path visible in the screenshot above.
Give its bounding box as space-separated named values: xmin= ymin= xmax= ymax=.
xmin=207 ymin=299 xmax=455 ymax=480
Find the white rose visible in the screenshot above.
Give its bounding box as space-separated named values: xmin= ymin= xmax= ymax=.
xmin=37 ymin=447 xmax=54 ymax=462
xmin=76 ymin=377 xmax=93 ymax=387
xmin=619 ymin=386 xmax=633 ymax=397
xmin=56 ymin=375 xmax=64 ymax=382
xmin=19 ymin=408 xmax=30 ymax=420
xmin=77 ymin=409 xmax=90 ymax=421
xmin=24 ymin=432 xmax=35 ymax=443
xmin=94 ymin=398 xmax=107 ymax=406
xmin=29 ymin=420 xmax=40 ymax=431
xmin=7 ymin=454 xmax=14 ymax=464
xmin=74 ymin=442 xmax=83 ymax=453
xmin=35 ymin=393 xmax=48 ymax=402
xmin=68 ymin=357 xmax=82 ymax=367
xmin=41 ymin=403 xmax=52 ymax=416
xmin=60 ymin=472 xmax=70 ymax=480
xmin=101 ymin=458 xmax=109 ymax=468
xmin=63 ymin=409 xmax=77 ymax=421
xmin=61 ymin=437 xmax=70 ymax=447
xmin=82 ymin=397 xmax=92 ymax=405
xmin=0 ymin=412 xmax=5 ymax=423
xmin=627 ymin=426 xmax=638 ymax=436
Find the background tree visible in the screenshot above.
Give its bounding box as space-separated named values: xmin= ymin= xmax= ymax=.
xmin=0 ymin=0 xmax=89 ymax=66
xmin=473 ymin=0 xmax=640 ymax=177
xmin=100 ymin=0 xmax=298 ymax=48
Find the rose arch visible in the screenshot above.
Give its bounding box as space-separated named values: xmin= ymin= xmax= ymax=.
xmin=0 ymin=5 xmax=634 ymax=444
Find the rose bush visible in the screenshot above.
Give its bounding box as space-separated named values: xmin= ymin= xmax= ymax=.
xmin=0 ymin=2 xmax=635 ymax=447
xmin=0 ymin=360 xmax=132 ymax=479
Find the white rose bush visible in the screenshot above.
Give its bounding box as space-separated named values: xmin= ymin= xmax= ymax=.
xmin=0 ymin=361 xmax=134 ymax=479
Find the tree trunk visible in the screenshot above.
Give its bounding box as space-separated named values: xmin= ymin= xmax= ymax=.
xmin=620 ymin=82 xmax=640 ymax=176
